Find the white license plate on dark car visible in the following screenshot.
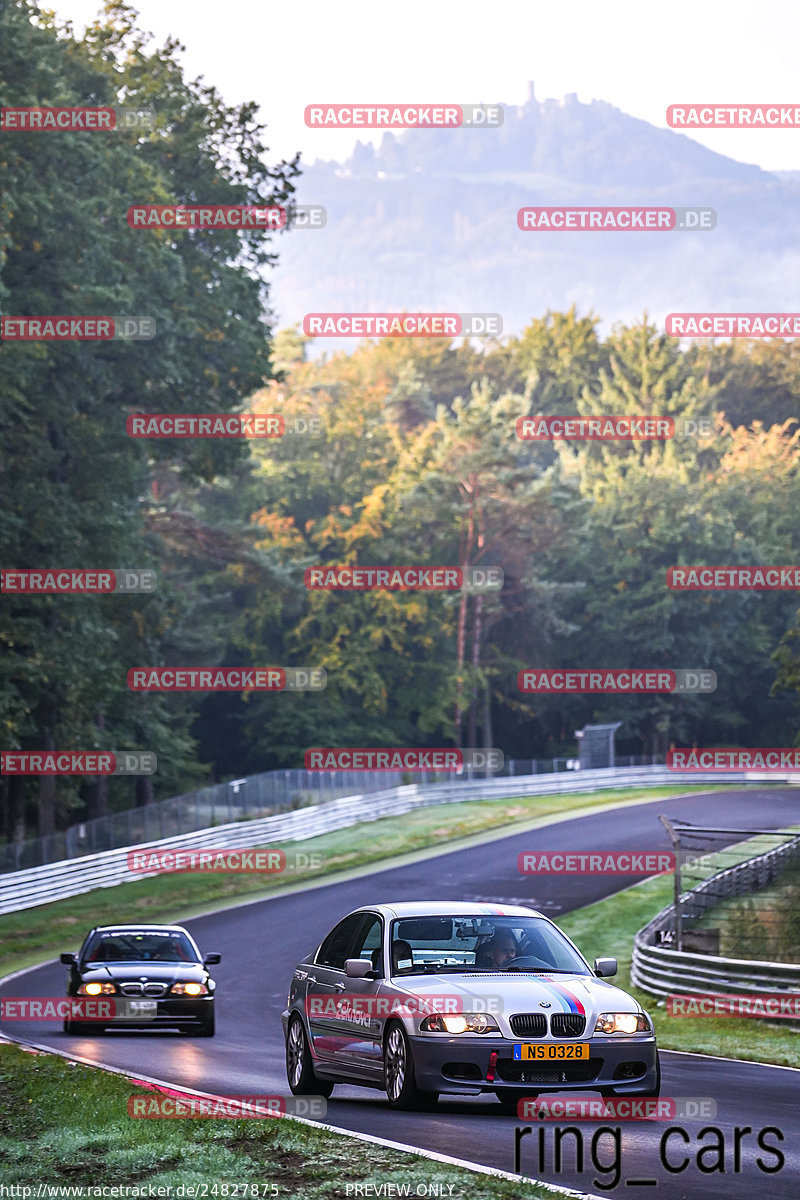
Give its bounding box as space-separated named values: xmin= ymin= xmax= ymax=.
xmin=127 ymin=1000 xmax=157 ymax=1016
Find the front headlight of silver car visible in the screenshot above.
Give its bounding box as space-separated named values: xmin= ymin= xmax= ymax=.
xmin=419 ymin=1013 xmax=500 ymax=1034
xmin=593 ymin=1011 xmax=651 ymax=1035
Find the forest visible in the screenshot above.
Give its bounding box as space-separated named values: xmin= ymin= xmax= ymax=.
xmin=1 ymin=1 xmax=798 ymax=843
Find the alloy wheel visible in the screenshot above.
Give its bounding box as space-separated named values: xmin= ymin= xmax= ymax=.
xmin=385 ymin=1025 xmax=406 ymax=1101
xmin=287 ymin=1018 xmax=305 ymax=1088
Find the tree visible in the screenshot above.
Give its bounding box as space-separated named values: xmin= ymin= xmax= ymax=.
xmin=551 ymin=414 xmax=800 ymax=755
xmin=366 ymin=379 xmax=582 ymax=750
xmin=688 ymin=337 xmax=800 ymax=429
xmin=496 ymin=306 xmax=609 ymax=412
xmin=0 ymin=0 xmax=300 ymax=837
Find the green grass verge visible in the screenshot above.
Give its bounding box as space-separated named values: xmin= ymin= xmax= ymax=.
xmin=0 ymin=785 xmax=724 ymax=979
xmin=0 ymin=1041 xmax=564 ymax=1196
xmin=558 ymin=833 xmax=800 ymax=1069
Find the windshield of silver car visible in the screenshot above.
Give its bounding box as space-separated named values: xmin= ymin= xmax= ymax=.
xmin=389 ymin=916 xmax=592 ymax=975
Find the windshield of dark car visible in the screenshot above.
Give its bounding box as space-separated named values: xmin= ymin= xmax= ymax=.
xmin=83 ymin=931 xmax=199 ymax=964
xmin=389 ymin=916 xmax=591 ymax=975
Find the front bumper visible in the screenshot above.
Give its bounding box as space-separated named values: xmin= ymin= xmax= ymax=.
xmin=408 ymin=1033 xmax=659 ymax=1095
xmin=70 ymin=996 xmax=213 ymax=1030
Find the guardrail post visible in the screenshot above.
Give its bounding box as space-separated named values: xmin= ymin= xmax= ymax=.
xmin=660 ymin=815 xmax=682 ymax=951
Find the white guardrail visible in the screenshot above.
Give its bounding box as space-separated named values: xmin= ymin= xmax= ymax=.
xmin=631 ymin=942 xmax=800 ymax=997
xmin=1 ymin=766 xmax=797 ymax=915
xmin=631 ymin=830 xmax=800 ymax=1006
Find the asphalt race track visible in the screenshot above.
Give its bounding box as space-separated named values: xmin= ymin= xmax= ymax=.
xmin=3 ymin=787 xmax=800 ymax=1198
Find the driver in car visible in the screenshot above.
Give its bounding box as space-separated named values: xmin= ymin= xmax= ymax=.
xmin=475 ymin=927 xmax=518 ymax=969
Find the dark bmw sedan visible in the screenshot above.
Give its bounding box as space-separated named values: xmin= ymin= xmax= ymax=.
xmin=60 ymin=924 xmax=220 ymax=1036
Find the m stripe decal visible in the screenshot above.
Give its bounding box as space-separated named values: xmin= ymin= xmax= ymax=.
xmin=539 ymin=978 xmax=586 ymax=1015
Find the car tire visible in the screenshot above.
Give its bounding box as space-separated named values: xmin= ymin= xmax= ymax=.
xmin=186 ymin=1008 xmax=215 ymax=1037
xmin=494 ymin=1090 xmax=524 ymax=1114
xmin=383 ymin=1021 xmax=438 ymax=1111
xmin=286 ymin=1015 xmax=334 ymax=1098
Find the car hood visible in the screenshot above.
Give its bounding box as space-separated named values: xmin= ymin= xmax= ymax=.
xmin=386 ymin=972 xmax=642 ymax=1025
xmin=79 ymin=963 xmax=205 ymax=982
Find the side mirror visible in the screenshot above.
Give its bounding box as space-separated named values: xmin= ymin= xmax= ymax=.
xmin=344 ymin=958 xmax=373 ymax=979
xmin=60 ymin=953 xmax=77 ymax=966
xmin=594 ymin=957 xmax=618 ymax=978
xmin=203 ymin=953 xmax=221 ymax=966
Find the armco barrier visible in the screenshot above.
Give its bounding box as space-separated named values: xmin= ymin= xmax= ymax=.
xmin=0 ymin=766 xmax=796 ymax=915
xmin=6 ymin=754 xmax=661 ymax=872
xmin=631 ymin=941 xmax=800 ymax=997
xmin=631 ymin=832 xmax=800 ymax=1006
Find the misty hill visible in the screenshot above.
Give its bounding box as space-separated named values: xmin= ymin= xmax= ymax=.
xmin=271 ymin=84 xmax=800 ymax=346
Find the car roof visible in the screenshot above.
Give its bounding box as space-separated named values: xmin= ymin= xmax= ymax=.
xmin=353 ymin=901 xmax=546 ymax=919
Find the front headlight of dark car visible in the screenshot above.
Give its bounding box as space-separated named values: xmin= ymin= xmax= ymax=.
xmin=593 ymin=1012 xmax=651 ymax=1035
xmin=419 ymin=1013 xmax=500 ymax=1034
xmin=169 ymin=982 xmax=208 ymax=995
xmin=78 ymin=982 xmax=116 ymax=995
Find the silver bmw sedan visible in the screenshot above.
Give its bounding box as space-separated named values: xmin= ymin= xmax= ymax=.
xmin=283 ymin=901 xmax=659 ymax=1110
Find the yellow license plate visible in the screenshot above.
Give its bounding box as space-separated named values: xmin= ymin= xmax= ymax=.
xmin=513 ymin=1043 xmax=589 ymax=1061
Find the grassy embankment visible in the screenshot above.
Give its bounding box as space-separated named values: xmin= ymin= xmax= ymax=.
xmin=0 ymin=1040 xmax=566 ymax=1197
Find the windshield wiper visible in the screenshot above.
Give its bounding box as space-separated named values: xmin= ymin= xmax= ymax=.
xmin=506 ymin=966 xmax=582 ymax=974
xmin=425 ymin=965 xmax=490 ymax=973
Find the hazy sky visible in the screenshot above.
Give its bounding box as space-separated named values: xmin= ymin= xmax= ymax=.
xmin=44 ymin=0 xmax=800 ymax=172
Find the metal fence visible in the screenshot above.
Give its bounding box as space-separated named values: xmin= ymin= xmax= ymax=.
xmin=1 ymin=764 xmax=793 ymax=915
xmin=631 ymin=827 xmax=800 ymax=1009
xmin=0 ymin=754 xmax=662 ymax=873
xmin=1 ymin=769 xmax=409 ymax=874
